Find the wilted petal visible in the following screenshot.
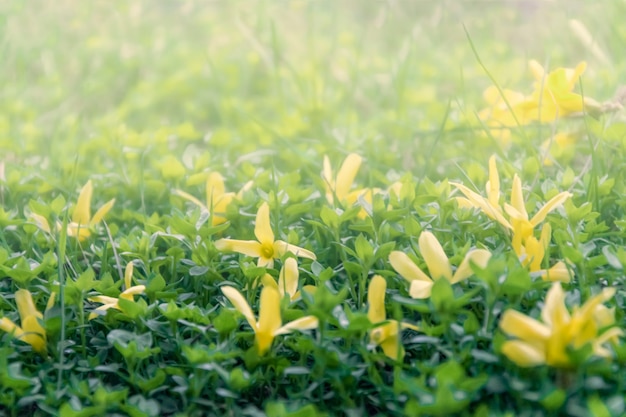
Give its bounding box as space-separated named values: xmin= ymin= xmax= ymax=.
xmin=274 ymin=316 xmax=319 ymax=336
xmin=409 ymin=280 xmax=434 ymax=299
xmin=73 ymin=180 xmax=93 ymax=225
xmin=501 ymin=340 xmax=546 ymax=367
xmin=214 ymin=239 xmax=262 ymax=257
xmin=451 ymin=249 xmax=491 ymax=284
xmin=335 ymin=153 xmax=362 ymax=202
xmin=278 ymin=258 xmax=299 ymax=299
xmin=500 ymin=310 xmax=551 ymax=341
xmin=91 ymin=199 xmax=115 ymax=225
xmin=530 ymin=192 xmax=572 ymax=227
xmin=220 ymin=286 xmax=257 ymax=330
xmin=367 ymin=275 xmax=387 ymax=324
xmin=389 ymin=251 xmax=431 ymax=283
xmin=274 ymin=241 xmax=316 ymax=260
xmin=418 ymin=231 xmax=452 ymax=281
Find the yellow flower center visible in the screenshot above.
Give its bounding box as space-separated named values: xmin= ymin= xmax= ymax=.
xmin=260 ymin=243 xmax=275 ymax=260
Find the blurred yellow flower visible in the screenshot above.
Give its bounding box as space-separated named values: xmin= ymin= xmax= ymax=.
xmin=175 ymin=172 xmax=251 ymax=226
xmin=0 ymin=289 xmax=53 ymax=354
xmin=389 ymin=231 xmax=491 ymax=299
xmin=88 ymin=262 xmax=146 ymax=319
xmin=518 ymin=223 xmax=570 ymax=282
xmin=322 ymin=153 xmax=362 ymax=205
xmin=221 ymin=285 xmax=318 ymax=355
xmin=367 ymin=275 xmax=418 ymax=360
xmin=521 ymin=60 xmax=599 ymax=122
xmin=214 ymin=202 xmax=316 ymax=268
xmin=32 ymin=180 xmax=115 ymax=241
xmin=451 ymin=155 xmax=571 ymax=254
xmin=500 ymin=282 xmax=622 ymax=368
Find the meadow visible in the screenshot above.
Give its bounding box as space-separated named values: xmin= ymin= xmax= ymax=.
xmin=1 ymin=1 xmax=626 ymax=416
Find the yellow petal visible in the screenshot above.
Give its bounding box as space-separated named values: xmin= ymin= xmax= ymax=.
xmin=220 ymin=286 xmax=257 ymax=330
xmin=501 ymin=340 xmax=546 ymax=367
xmin=418 ymin=231 xmax=452 ymax=281
xmin=278 ymin=258 xmax=299 ymax=299
xmin=389 ymin=251 xmax=432 ymax=282
xmin=274 ymin=316 xmax=319 ymax=336
xmin=541 ymin=282 xmax=570 ymax=328
xmin=214 ymin=239 xmax=262 ymax=257
xmin=530 ymin=192 xmax=572 ymax=227
xmin=594 ymin=305 xmax=615 ymax=328
xmin=257 ymin=256 xmax=274 ymax=269
xmin=258 ymin=286 xmax=282 ymax=336
xmin=206 ymin=172 xmax=226 ymax=208
xmin=15 ymin=289 xmax=42 ymax=322
xmin=0 ymin=317 xmax=23 ymax=337
xmin=486 ymin=155 xmax=500 ymax=207
xmin=528 ymin=60 xmax=545 ymax=82
xmin=261 ymin=273 xmax=278 ymax=290
xmin=124 ymin=262 xmax=134 ymax=289
xmin=254 ymin=202 xmax=274 ymax=245
xmin=451 ymin=182 xmax=512 ymax=229
xmin=91 ymin=199 xmax=115 ymax=225
xmin=593 ymin=327 xmax=623 ymax=357
xmin=120 ymin=285 xmax=146 ymax=300
xmin=367 ymin=275 xmax=387 ymax=324
xmin=322 ymin=155 xmax=334 ymax=204
xmin=274 ymin=241 xmax=316 ymax=260
xmin=31 ymin=213 xmax=51 ymax=233
xmin=379 ymin=334 xmax=403 ymax=360
xmin=451 ymin=249 xmax=491 ymax=284
xmin=510 ymin=175 xmax=528 ymax=220
xmin=500 ymin=310 xmax=551 ymax=341
xmin=20 ymin=316 xmax=46 ymax=353
xmin=73 ymin=180 xmax=93 ymax=225
xmin=335 ymin=153 xmax=362 ymax=202
xmin=542 ymin=262 xmax=571 ymax=283
xmin=175 ymin=189 xmax=207 ymax=210
xmin=409 ymin=280 xmax=434 ymax=299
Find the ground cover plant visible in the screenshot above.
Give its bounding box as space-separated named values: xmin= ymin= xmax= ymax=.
xmin=2 ymin=1 xmax=626 ymax=416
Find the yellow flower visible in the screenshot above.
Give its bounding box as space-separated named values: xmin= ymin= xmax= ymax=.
xmin=500 ymin=282 xmax=622 ymax=368
xmin=517 ymin=223 xmax=570 ymax=283
xmin=539 ymin=132 xmax=577 ymax=166
xmin=214 ymin=202 xmax=316 ymax=268
xmin=451 ymin=155 xmax=571 ymax=253
xmin=67 ymin=180 xmax=116 ymax=241
xmin=88 ymin=262 xmax=146 ymax=319
xmin=477 ymin=86 xmax=532 ymax=144
xmin=260 ymin=258 xmax=316 ymax=302
xmin=367 ymin=275 xmax=418 ymax=360
xmin=389 ymin=231 xmax=491 ymax=299
xmin=31 ymin=180 xmax=115 ymax=241
xmin=0 ymin=289 xmax=53 ymax=353
xmin=322 ymin=153 xmax=362 ymax=205
xmin=520 ymin=60 xmax=599 ymax=122
xmin=175 ymin=172 xmax=251 ymax=226
xmin=220 ymin=285 xmax=318 ymax=355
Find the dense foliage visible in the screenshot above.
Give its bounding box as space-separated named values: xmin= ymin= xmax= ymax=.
xmin=1 ymin=2 xmax=626 ymax=416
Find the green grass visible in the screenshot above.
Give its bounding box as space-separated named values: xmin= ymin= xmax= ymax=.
xmin=1 ymin=1 xmax=626 ymax=416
